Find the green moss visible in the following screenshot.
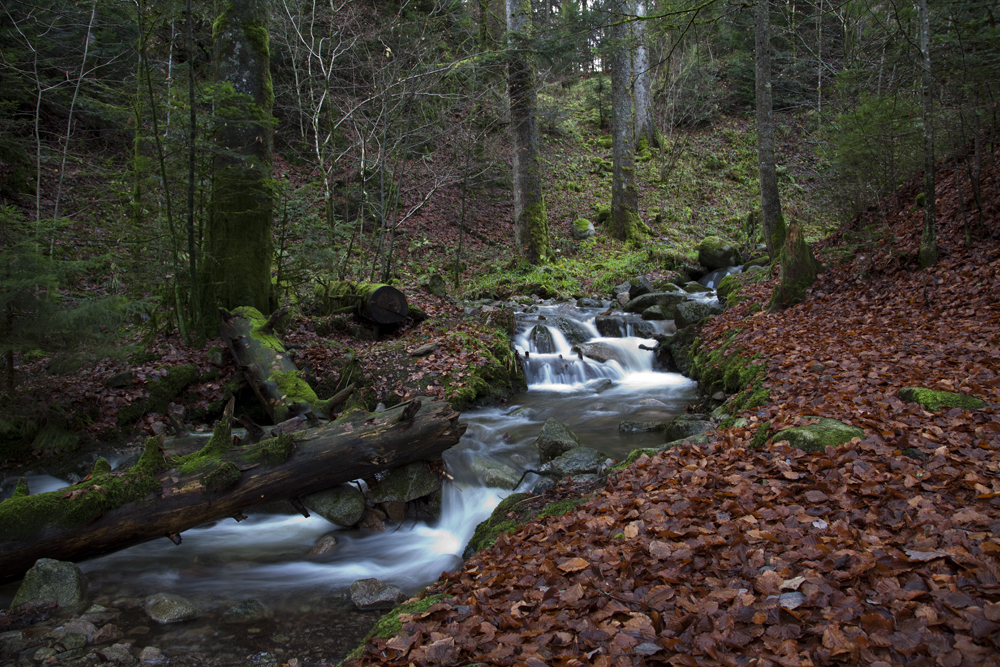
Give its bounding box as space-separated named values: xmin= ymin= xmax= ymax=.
xmin=464 ymin=492 xmax=531 ymax=557
xmin=13 ymin=477 xmax=29 ymax=497
xmin=211 ymin=1 xmax=232 ymax=41
xmin=338 ymin=594 xmax=445 ymax=666
xmin=270 ymin=369 xmax=328 ymax=416
xmin=572 ymin=218 xmax=592 ymax=234
xmin=716 ymin=274 xmax=741 ymax=302
xmin=135 ymin=436 xmax=170 ymax=476
xmin=521 ymin=201 xmax=553 ymax=264
xmin=245 ymin=433 xmax=297 ymax=466
xmin=749 ymin=422 xmax=771 ymax=449
xmin=772 ymin=418 xmax=864 ymax=453
xmin=203 ymin=461 xmax=241 ymax=493
xmin=535 ymin=496 xmax=584 ymax=519
xmin=440 ymin=324 xmax=525 ymax=411
xmin=769 ymin=214 xmax=787 ymax=258
xmin=898 ymin=387 xmax=986 ymax=412
xmin=92 ymin=458 xmax=112 ymax=477
xmin=595 ymin=205 xmax=611 ymax=226
xmin=233 ymin=306 xmax=284 ymax=351
xmin=597 ymin=135 xmax=613 ymax=149
xmin=610 ymin=447 xmax=661 ymax=471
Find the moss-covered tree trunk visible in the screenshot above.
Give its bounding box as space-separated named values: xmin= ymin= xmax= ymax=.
xmin=755 ymin=0 xmax=786 ymax=260
xmin=633 ymin=1 xmax=656 ymax=149
xmin=0 ymin=399 xmax=465 ymax=583
xmin=206 ymin=0 xmax=275 ymax=317
xmin=220 ymin=307 xmax=331 ymax=423
xmin=610 ymin=0 xmax=643 ymax=244
xmin=506 ymin=0 xmax=553 ymax=265
xmin=768 ymin=220 xmax=821 ymax=312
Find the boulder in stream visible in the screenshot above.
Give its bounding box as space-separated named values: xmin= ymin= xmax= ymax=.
xmin=528 ymin=325 xmax=556 ymax=353
xmin=628 ymin=276 xmax=655 ymax=300
xmin=302 ymin=484 xmax=365 ymax=527
xmin=144 ymin=593 xmax=200 ymax=624
xmin=641 ymin=305 xmax=671 ymax=321
xmin=534 ymin=418 xmax=581 ymax=462
xmin=675 ymin=300 xmax=723 ymax=328
xmin=623 ymin=292 xmax=686 ymax=315
xmin=546 ymin=316 xmax=591 ymax=345
xmin=595 ymin=315 xmax=625 ymax=337
xmin=306 ymin=532 xmax=339 ymax=557
xmin=697 ymin=236 xmax=741 ymax=270
xmin=572 ymin=341 xmax=632 ymax=366
xmin=470 ymin=458 xmax=522 ymax=490
xmin=539 ymin=447 xmax=611 ymax=477
xmin=12 ymin=558 xmax=88 ymax=608
xmin=662 ymin=415 xmax=713 ymax=442
xmin=619 ymin=421 xmax=666 ymax=433
xmin=349 ymin=578 xmax=408 ymax=611
xmin=366 ymin=461 xmax=440 ymax=504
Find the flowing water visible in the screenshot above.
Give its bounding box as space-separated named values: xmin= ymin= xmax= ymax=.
xmin=0 ymin=300 xmax=700 ymax=665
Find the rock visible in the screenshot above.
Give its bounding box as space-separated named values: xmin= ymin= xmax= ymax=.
xmin=629 ymin=317 xmax=659 ymax=338
xmin=0 ymin=630 xmax=27 ymax=656
xmin=585 ymin=378 xmax=614 ymax=393
xmin=641 ymin=305 xmax=670 ymax=321
xmin=662 ymin=434 xmax=711 ymax=450
xmin=541 ymin=447 xmax=610 ymax=477
xmin=105 ymin=371 xmax=134 ymax=388
xmin=425 ymin=273 xmax=447 ymax=298
xmin=623 ymin=291 xmax=687 ymax=314
xmin=675 ymin=300 xmax=723 ymax=328
xmin=409 ymin=341 xmax=439 ymax=357
xmin=595 ymin=315 xmax=625 ymax=337
xmin=367 ymin=461 xmax=440 ymax=504
xmin=139 ymin=645 xmax=167 ymax=664
xmin=612 ymin=281 xmax=631 ymax=297
xmin=51 ymin=620 xmax=97 ymax=644
xmin=746 ymin=254 xmax=770 ymax=268
xmin=98 ymin=644 xmax=136 ymax=666
xmin=349 ymin=579 xmax=408 ymax=611
xmin=808 ymin=363 xmax=826 ymax=373
xmin=616 ymin=292 xmax=631 ymax=307
xmin=223 ymin=599 xmax=269 ymax=623
xmin=573 ymin=342 xmax=631 ymax=366
xmin=546 ymin=316 xmax=591 ymax=345
xmin=150 ymin=421 xmax=167 ymax=435
xmin=662 ymin=325 xmax=699 ymax=376
xmin=683 ymin=281 xmax=713 ymax=293
xmin=144 ymin=593 xmax=199 ymax=624
xmin=528 ymin=325 xmax=556 ymax=353
xmin=57 ymin=632 xmax=89 ymax=650
xmin=663 ymin=415 xmax=713 ymax=442
xmin=303 ymin=483 xmax=366 ymax=527
xmin=306 ymin=533 xmax=339 ymax=557
xmin=697 ymin=236 xmax=741 ymax=270
xmin=898 ymin=387 xmax=986 ymax=411
xmin=618 ymin=421 xmax=665 ymax=433
xmin=576 ymin=297 xmax=603 ymax=308
xmin=571 ymin=218 xmax=595 ymax=240
xmin=716 ymin=274 xmax=742 ymax=302
xmin=12 ymin=558 xmax=88 ymax=608
xmin=470 ymin=458 xmax=522 ymax=489
xmin=744 ymin=264 xmax=763 ymax=274
xmin=93 ymin=623 xmax=123 ymax=644
xmin=357 ymin=506 xmax=387 ymax=531
xmin=380 ymin=500 xmax=406 ymax=522
xmin=628 ymin=276 xmax=655 ymax=300
xmin=534 ymin=418 xmax=581 ymax=461
xmin=771 ymin=417 xmax=864 ymax=453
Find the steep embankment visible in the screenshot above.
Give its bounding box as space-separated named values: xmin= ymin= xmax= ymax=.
xmin=345 ymin=152 xmax=1000 ymax=665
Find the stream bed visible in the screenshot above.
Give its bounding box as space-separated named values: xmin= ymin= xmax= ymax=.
xmin=0 ymin=300 xmax=700 ymax=666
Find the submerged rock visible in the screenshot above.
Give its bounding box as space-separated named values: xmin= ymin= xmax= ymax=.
xmin=306 ymin=533 xmax=339 ymax=557
xmin=618 ymin=421 xmax=666 ymax=433
xmin=303 ymin=484 xmax=365 ymax=527
xmin=534 ymin=418 xmax=581 ymax=462
xmin=12 ymin=559 xmax=88 ymax=608
xmin=573 ymin=341 xmax=632 ymax=366
xmin=546 ymin=316 xmax=591 ymax=345
xmin=349 ymin=578 xmax=408 ymax=611
xmin=771 ymin=418 xmax=864 ymax=453
xmin=144 ymin=593 xmax=199 ymax=624
xmin=528 ymin=325 xmax=556 ymax=353
xmin=223 ymin=599 xmax=269 ymax=623
xmin=585 ymin=378 xmax=614 ymax=393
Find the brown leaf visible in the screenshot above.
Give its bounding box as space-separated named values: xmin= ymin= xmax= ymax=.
xmin=557 ymin=557 xmax=588 ymax=573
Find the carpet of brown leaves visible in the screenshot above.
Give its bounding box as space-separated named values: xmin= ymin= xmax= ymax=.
xmin=346 ymin=154 xmax=1000 ymax=665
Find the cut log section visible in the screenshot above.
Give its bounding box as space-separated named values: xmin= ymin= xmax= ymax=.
xmin=220 ymin=306 xmax=333 ymax=423
xmin=315 ymin=281 xmax=408 ymax=324
xmin=0 ymin=398 xmax=465 ymax=583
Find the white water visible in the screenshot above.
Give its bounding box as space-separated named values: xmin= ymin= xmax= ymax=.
xmin=5 ymin=301 xmax=697 ymax=612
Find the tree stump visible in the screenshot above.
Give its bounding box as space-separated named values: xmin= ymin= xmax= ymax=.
xmin=768 ymin=220 xmax=822 ymax=312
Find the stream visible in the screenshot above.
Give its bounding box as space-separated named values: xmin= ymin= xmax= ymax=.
xmin=0 ymin=299 xmax=702 ymax=666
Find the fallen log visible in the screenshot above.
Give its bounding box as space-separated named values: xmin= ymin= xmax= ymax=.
xmin=0 ymin=397 xmax=464 ymax=584
xmin=220 ymin=306 xmax=334 ymax=422
xmin=315 ymin=280 xmax=408 ymax=324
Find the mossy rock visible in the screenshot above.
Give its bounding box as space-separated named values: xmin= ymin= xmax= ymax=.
xmin=771 ymin=418 xmax=864 ymax=453
xmin=571 ymin=218 xmax=595 ymax=240
xmin=340 ymin=593 xmax=446 ymax=665
xmin=716 ymin=274 xmax=741 ymax=302
xmin=697 ymin=236 xmax=741 ymax=270
xmin=463 ymin=492 xmax=585 ymax=559
xmin=662 ymin=415 xmax=712 ymax=442
xmin=898 ymin=387 xmax=986 ymax=412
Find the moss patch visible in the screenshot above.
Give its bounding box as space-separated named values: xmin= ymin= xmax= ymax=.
xmin=338 ymin=593 xmax=445 ymax=666
xmin=898 ymin=387 xmax=986 ymax=412
xmin=245 ymin=433 xmax=298 ymax=466
xmin=203 ymin=461 xmax=242 ymax=493
xmin=771 ymin=417 xmax=864 ymax=453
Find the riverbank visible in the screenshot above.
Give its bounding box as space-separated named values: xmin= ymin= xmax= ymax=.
xmin=343 ymin=154 xmax=1000 ymax=665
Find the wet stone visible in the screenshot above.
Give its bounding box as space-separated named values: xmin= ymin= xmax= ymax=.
xmin=223 ymin=599 xmax=269 ymax=624
xmin=138 ymin=645 xmax=167 ymax=663
xmin=306 ymin=533 xmax=339 ymax=558
xmin=144 ymin=593 xmax=200 ymax=624
xmin=98 ymin=644 xmax=137 ymax=666
xmin=349 ymin=578 xmax=408 ymax=611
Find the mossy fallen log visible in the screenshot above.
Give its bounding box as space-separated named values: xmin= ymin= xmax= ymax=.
xmin=220 ymin=306 xmax=333 ymax=423
xmin=314 ymin=281 xmax=408 ymax=324
xmin=0 ymin=398 xmax=464 ymax=584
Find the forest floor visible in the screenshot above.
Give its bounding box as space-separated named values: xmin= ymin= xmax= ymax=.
xmin=342 ymin=151 xmax=1000 ymax=665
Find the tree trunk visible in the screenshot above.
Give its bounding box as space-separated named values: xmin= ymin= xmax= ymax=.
xmin=220 ymin=307 xmax=333 ymax=423
xmin=633 ymin=1 xmax=656 ymax=149
xmin=507 ymin=0 xmax=553 ymax=265
xmin=206 ymin=0 xmax=275 ymax=317
xmin=918 ymin=0 xmax=937 ymax=268
xmin=768 ymin=220 xmax=821 ymax=312
xmin=610 ymin=0 xmax=643 ymax=244
xmin=0 ymin=398 xmax=465 ymax=584
xmin=755 ymin=0 xmax=786 ymax=260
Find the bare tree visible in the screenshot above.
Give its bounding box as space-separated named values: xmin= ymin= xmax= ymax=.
xmin=755 ymin=0 xmax=785 ymax=259
xmin=609 ymin=0 xmax=643 ymax=243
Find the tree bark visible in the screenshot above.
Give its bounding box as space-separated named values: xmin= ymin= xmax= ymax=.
xmin=507 ymin=0 xmax=553 ymax=264
xmin=755 ymin=0 xmax=786 ymax=260
xmin=918 ymin=0 xmax=937 ymax=268
xmin=610 ymin=0 xmax=643 ymax=244
xmin=220 ymin=306 xmax=333 ymax=423
xmin=207 ymin=0 xmax=275 ymax=317
xmin=0 ymin=399 xmax=465 ymax=584
xmin=633 ymin=1 xmax=656 ymax=149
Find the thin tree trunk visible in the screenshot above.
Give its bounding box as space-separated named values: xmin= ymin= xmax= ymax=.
xmin=918 ymin=0 xmax=936 ymax=267
xmin=633 ymin=1 xmax=655 ymax=149
xmin=755 ymin=0 xmax=785 ymax=259
xmin=186 ymin=0 xmax=199 ymax=332
xmin=507 ymin=0 xmax=553 ymax=264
